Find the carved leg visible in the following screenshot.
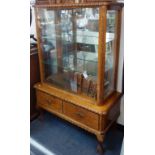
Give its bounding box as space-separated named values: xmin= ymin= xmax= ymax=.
xmin=96 ymin=134 xmax=105 ymax=155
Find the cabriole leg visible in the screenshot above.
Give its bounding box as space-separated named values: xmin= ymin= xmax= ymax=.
xmin=96 ymin=134 xmax=105 ymax=155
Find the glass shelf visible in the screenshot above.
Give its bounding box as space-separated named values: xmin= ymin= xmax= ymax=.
xmin=42 ymin=59 xmax=97 ymax=77
xmin=41 ymin=31 xmax=114 ymax=44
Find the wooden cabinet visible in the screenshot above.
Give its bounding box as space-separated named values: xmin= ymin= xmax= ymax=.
xmin=30 ymin=47 xmax=40 ymax=121
xmin=34 ymin=0 xmax=123 ymax=154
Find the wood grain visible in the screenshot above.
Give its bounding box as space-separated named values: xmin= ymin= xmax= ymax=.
xmin=34 ymin=2 xmax=124 ymax=9
xmin=63 ymin=101 xmax=99 ymax=130
xmin=37 ymin=90 xmax=63 ymax=113
xmin=34 ymin=83 xmax=122 ymax=114
xmin=97 ymin=6 xmax=107 ymax=105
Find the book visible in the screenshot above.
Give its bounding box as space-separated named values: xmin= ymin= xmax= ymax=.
xmin=74 ymin=72 xmax=83 ymax=93
xmin=88 ymin=76 xmax=97 ymax=99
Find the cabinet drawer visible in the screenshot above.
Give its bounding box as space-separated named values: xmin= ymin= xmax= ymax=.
xmin=36 ymin=90 xmax=62 ymax=113
xmin=63 ymin=101 xmax=99 ymax=130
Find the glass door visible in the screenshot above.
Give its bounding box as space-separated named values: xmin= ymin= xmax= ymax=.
xmin=37 ymin=7 xmax=99 ymax=100
xmin=104 ymin=10 xmax=118 ymax=98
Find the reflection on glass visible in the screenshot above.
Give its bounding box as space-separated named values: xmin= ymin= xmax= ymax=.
xmin=104 ymin=10 xmax=117 ymax=98
xmin=38 ymin=8 xmax=99 ymax=99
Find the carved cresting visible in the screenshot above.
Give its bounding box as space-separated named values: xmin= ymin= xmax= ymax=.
xmin=53 ymin=0 xmax=85 ymax=3
xmin=36 ymin=0 xmax=114 ymax=5
xmin=42 ymin=0 xmax=85 ymax=4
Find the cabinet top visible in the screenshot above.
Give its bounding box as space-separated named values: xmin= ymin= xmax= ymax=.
xmin=34 ymin=0 xmax=124 ymax=8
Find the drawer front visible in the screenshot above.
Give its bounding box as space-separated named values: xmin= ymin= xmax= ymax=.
xmin=63 ymin=101 xmax=99 ymax=130
xmin=37 ymin=90 xmax=62 ymax=113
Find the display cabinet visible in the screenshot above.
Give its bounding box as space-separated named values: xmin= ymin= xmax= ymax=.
xmin=34 ymin=0 xmax=123 ymax=154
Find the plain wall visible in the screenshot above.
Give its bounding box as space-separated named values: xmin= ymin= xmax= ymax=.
xmin=30 ymin=6 xmax=37 ymax=39
xmin=117 ymin=9 xmax=124 ymax=125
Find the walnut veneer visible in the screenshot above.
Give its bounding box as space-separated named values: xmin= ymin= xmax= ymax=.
xmin=34 ymin=0 xmax=123 ymax=154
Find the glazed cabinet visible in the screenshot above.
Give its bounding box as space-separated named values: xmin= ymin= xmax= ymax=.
xmin=34 ymin=0 xmax=123 ymax=154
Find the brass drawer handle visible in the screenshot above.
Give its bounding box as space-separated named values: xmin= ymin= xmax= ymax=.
xmin=76 ymin=112 xmax=85 ymax=118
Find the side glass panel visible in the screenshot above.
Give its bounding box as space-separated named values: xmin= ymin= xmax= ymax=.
xmin=38 ymin=8 xmax=99 ymax=100
xmin=104 ymin=10 xmax=117 ymax=98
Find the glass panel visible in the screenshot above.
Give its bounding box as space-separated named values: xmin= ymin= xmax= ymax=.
xmin=104 ymin=10 xmax=117 ymax=98
xmin=38 ymin=8 xmax=99 ymax=99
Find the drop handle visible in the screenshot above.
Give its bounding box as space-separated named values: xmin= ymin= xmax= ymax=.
xmin=76 ymin=112 xmax=85 ymax=118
